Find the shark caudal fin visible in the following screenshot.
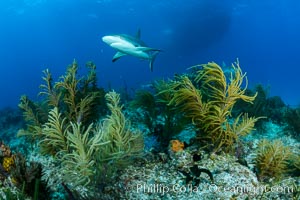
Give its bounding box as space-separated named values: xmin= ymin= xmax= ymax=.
xmin=149 ymin=51 xmax=160 ymax=72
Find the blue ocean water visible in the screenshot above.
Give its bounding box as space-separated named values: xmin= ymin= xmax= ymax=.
xmin=0 ymin=0 xmax=300 ymax=108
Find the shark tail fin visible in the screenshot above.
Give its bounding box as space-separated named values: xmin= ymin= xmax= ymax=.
xmin=149 ymin=51 xmax=160 ymax=72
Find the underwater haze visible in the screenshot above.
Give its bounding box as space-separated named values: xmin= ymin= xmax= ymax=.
xmin=0 ymin=0 xmax=300 ymax=108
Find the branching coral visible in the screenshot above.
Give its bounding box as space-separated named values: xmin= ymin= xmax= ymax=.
xmin=42 ymin=60 xmax=104 ymax=124
xmin=164 ymin=60 xmax=262 ymax=152
xmin=18 ymin=60 xmax=106 ymax=142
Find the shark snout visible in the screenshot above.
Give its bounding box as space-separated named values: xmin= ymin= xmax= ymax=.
xmin=102 ymin=35 xmax=114 ymax=44
xmin=102 ymin=35 xmax=123 ymax=45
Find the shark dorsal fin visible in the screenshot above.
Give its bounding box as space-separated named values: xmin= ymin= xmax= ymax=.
xmin=136 ymin=29 xmax=141 ymax=39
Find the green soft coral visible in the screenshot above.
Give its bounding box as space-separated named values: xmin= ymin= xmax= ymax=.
xmin=98 ymin=91 xmax=144 ymax=163
xmin=61 ymin=122 xmax=110 ymax=187
xmin=39 ymin=107 xmax=69 ymax=155
xmin=39 ymin=91 xmax=143 ymax=196
xmin=18 ymin=61 xmax=143 ymax=198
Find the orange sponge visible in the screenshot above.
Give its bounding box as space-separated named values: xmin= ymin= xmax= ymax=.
xmin=170 ymin=140 xmax=185 ymax=152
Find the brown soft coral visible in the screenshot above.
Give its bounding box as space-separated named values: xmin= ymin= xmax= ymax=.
xmin=255 ymin=139 xmax=293 ymax=181
xmin=18 ymin=60 xmax=106 ymax=142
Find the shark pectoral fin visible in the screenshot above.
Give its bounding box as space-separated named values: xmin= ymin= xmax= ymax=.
xmin=136 ymin=47 xmax=161 ymax=52
xmin=112 ymin=52 xmax=126 ymax=62
xmin=149 ymin=51 xmax=160 ymax=72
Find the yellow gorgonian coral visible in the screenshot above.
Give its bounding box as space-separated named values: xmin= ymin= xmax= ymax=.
xmin=164 ymin=60 xmax=262 ymax=152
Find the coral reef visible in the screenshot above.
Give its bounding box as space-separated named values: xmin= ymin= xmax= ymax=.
xmin=109 ymin=144 xmax=299 ymax=199
xmin=284 ymin=106 xmax=300 ymax=139
xmin=130 ymin=90 xmax=157 ymax=133
xmin=130 ymin=80 xmax=189 ymax=148
xmin=40 ymin=91 xmax=144 ymax=198
xmin=18 ymin=60 xmax=106 ymax=142
xmin=0 ymin=107 xmax=24 ymax=131
xmin=0 ymin=141 xmax=49 ymax=200
xmin=10 ymin=153 xmax=50 ymax=200
xmin=255 ymin=139 xmax=293 ymax=181
xmin=17 ymin=61 xmax=144 ymax=198
xmin=0 ymin=141 xmax=13 ymax=181
xmin=162 ymin=60 xmax=262 ymax=152
xmin=111 ymin=149 xmax=261 ymax=200
xmin=96 ymin=91 xmax=144 ymax=164
xmin=3 ymin=58 xmax=298 ymax=199
xmin=233 ymin=84 xmax=286 ymax=131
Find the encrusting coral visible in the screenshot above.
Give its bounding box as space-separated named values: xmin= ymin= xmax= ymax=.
xmin=162 ymin=60 xmax=263 ymax=152
xmin=0 ymin=141 xmax=14 ymax=173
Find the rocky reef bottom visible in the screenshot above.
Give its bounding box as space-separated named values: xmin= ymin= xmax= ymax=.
xmin=0 ymin=115 xmax=299 ymax=200
xmin=103 ymin=147 xmax=299 ymax=200
xmin=97 ymin=123 xmax=300 ymax=200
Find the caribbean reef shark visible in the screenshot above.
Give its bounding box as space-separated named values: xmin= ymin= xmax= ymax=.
xmin=102 ymin=30 xmax=161 ymax=71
